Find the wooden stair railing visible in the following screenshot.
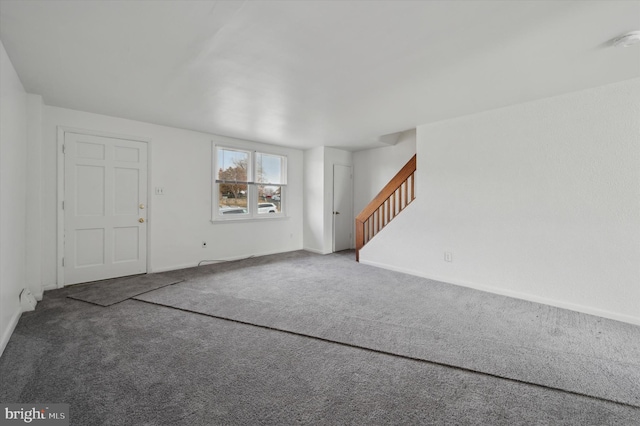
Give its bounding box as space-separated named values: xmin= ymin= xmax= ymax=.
xmin=355 ymin=154 xmax=416 ymax=261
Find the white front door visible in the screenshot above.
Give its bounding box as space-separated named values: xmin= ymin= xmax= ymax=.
xmin=64 ymin=132 xmax=148 ymax=285
xmin=333 ymin=164 xmax=353 ymax=252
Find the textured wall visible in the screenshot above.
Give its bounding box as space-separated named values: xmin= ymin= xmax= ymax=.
xmin=360 ymin=78 xmax=640 ymax=324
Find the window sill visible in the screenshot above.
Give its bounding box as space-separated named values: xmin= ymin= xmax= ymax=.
xmin=210 ymin=215 xmax=290 ymax=225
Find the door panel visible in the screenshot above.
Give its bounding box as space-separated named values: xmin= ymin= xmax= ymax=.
xmin=333 ymin=165 xmax=353 ymax=252
xmin=64 ymin=133 xmax=147 ymax=285
xmin=75 ymin=228 xmax=104 ymax=267
xmin=76 ymin=141 xmax=105 ymax=160
xmin=114 ymin=168 xmax=139 ymax=214
xmin=113 ymin=227 xmax=139 ymax=262
xmin=75 ymin=165 xmax=105 ymax=216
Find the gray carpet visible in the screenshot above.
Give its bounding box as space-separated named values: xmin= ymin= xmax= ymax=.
xmin=66 ymin=274 xmax=183 ymax=306
xmin=1 ymin=250 xmax=639 ymax=424
xmin=2 ymin=289 xmax=639 ymax=425
xmin=139 ymin=250 xmax=640 ymax=408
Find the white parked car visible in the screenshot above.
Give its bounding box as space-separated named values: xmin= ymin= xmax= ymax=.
xmin=258 ymin=203 xmax=277 ymax=214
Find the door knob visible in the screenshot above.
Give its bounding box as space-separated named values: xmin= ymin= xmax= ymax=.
xmin=139 ymin=203 xmax=145 ymax=209
xmin=139 ymin=218 xmax=145 ymax=223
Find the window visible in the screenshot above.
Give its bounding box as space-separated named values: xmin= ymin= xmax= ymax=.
xmin=213 ymin=146 xmax=287 ymax=220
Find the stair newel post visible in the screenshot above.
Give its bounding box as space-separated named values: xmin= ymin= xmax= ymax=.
xmin=355 ymin=219 xmax=364 ymax=261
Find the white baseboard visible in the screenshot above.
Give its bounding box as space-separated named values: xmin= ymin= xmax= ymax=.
xmin=42 ymin=283 xmax=57 ymax=292
xmin=302 ymin=247 xmax=327 ymax=255
xmin=0 ymin=309 xmax=22 ymax=358
xmin=151 ymin=262 xmax=201 ymax=274
xmin=360 ymin=258 xmax=640 ymax=327
xmin=151 ymin=248 xmax=304 ymax=273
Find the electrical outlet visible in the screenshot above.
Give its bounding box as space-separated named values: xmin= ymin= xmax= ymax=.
xmin=202 ymin=241 xmax=207 ymax=248
xmin=444 ymin=252 xmax=453 ymax=262
xmin=155 ymin=187 xmax=164 ymax=195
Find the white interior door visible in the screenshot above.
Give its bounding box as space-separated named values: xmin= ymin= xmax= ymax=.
xmin=333 ymin=164 xmax=353 ymax=252
xmin=64 ymin=132 xmax=147 ymax=285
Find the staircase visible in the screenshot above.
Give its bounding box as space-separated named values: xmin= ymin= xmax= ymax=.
xmin=355 ymin=154 xmax=416 ymax=261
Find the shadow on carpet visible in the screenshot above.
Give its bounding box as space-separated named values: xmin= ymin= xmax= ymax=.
xmin=133 ymin=283 xmax=640 ymax=408
xmin=67 ymin=274 xmax=183 ymax=306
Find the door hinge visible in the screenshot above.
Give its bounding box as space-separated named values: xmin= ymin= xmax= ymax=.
xmin=62 ymin=257 xmax=65 ymax=267
xmin=62 ymin=200 xmax=65 ymax=210
xmin=62 ymin=144 xmax=66 ymax=154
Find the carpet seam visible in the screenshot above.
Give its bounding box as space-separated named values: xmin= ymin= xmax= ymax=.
xmin=131 ymin=297 xmax=640 ymax=411
xmin=66 ymin=279 xmax=184 ymax=307
xmin=140 ymin=287 xmax=640 ymax=368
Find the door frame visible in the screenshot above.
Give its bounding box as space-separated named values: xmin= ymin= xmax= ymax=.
xmin=56 ymin=126 xmax=152 ymax=288
xmin=332 ymin=163 xmax=354 ymax=252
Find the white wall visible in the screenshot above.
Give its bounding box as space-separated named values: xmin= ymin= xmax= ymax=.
xmin=0 ymin=41 xmax=28 ymax=355
xmin=303 ymin=146 xmax=352 ymax=254
xmin=26 ymin=94 xmax=43 ymax=299
xmin=40 ymin=106 xmax=304 ymax=287
xmin=353 ymin=130 xmax=416 ymax=216
xmin=303 ymin=147 xmax=325 ymax=253
xmin=360 ymin=78 xmax=640 ymax=325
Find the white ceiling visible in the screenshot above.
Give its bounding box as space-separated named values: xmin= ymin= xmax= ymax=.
xmin=1 ymin=1 xmax=639 ymax=151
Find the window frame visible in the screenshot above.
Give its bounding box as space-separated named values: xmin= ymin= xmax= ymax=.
xmin=212 ymin=144 xmax=287 ymax=222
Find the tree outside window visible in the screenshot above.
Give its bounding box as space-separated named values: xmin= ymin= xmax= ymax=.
xmin=214 ymin=146 xmax=286 ymax=219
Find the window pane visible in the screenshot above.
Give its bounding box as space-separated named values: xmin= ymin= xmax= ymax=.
xmin=255 ymin=153 xmax=285 ymax=184
xmin=257 ymin=185 xmax=281 ymax=214
xmin=217 ymin=148 xmax=250 ymax=182
xmin=218 ymin=183 xmax=248 ymax=216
